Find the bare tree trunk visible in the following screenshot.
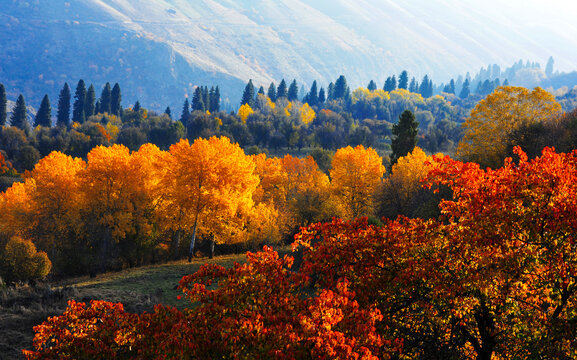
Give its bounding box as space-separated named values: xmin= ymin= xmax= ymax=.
xmin=188 ymin=221 xmax=197 ymax=262
xmin=209 ymin=232 xmax=215 ymax=259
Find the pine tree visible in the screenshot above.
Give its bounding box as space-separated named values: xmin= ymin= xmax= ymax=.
xmin=10 ymin=94 xmax=30 ymax=134
xmin=277 ymin=79 xmax=288 ymax=99
xmin=390 ymin=110 xmax=419 ymax=165
xmin=398 ymin=71 xmax=409 ymax=89
xmin=212 ymin=86 xmax=220 ymax=112
xmin=287 ymin=79 xmax=299 ymax=101
xmin=327 ymin=83 xmax=335 ymax=101
xmin=133 ymin=101 xmax=141 ymax=113
xmin=85 ymin=84 xmax=96 ymax=118
xmin=202 ymin=86 xmax=210 ymax=113
xmin=333 ymin=75 xmax=349 ymax=100
xmin=180 ymin=99 xmax=190 ymax=123
xmin=99 ymin=82 xmax=112 ymax=114
xmin=384 ymin=76 xmax=397 ymax=92
xmin=267 ymin=82 xmax=277 ymax=102
xmin=94 ymin=100 xmax=101 ymax=115
xmin=240 ymin=79 xmax=255 ymax=107
xmin=318 ymin=88 xmax=326 ymax=104
xmin=34 ymin=94 xmax=52 ymax=127
xmin=419 ymin=75 xmax=433 ymax=98
xmin=164 ymin=106 xmax=172 ymax=119
xmin=0 ymin=83 xmax=6 ymax=126
xmin=307 ymin=81 xmax=318 ymax=106
xmin=367 ymin=80 xmax=377 ymax=91
xmin=459 ymin=79 xmax=471 ymax=99
xmin=72 ymin=79 xmax=87 ymax=124
xmin=57 ymin=83 xmax=71 ymax=128
xmin=257 ymin=86 xmax=265 ymax=95
xmin=192 ymin=87 xmax=206 ymax=111
xmin=110 ymin=83 xmax=122 ymax=116
xmin=409 ymin=77 xmax=417 ymax=93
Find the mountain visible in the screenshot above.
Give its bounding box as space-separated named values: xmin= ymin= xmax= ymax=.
xmin=1 ymin=0 xmax=577 ymax=111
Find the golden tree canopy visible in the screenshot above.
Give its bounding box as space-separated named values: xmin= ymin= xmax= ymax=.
xmin=457 ymin=86 xmax=562 ymax=167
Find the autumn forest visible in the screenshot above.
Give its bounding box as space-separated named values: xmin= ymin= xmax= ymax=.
xmin=2 ymin=72 xmax=577 ymax=359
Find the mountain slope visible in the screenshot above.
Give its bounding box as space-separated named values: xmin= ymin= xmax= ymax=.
xmin=1 ymin=0 xmax=576 ymax=110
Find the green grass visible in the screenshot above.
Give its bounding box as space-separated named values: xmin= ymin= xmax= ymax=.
xmin=56 ymin=253 xmax=247 ymax=309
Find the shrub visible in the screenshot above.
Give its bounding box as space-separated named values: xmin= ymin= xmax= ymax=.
xmin=1 ymin=237 xmax=51 ymax=284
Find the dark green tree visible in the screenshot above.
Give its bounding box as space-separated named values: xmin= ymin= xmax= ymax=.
xmin=133 ymin=101 xmax=141 ymax=113
xmin=85 ymin=84 xmax=96 ymax=118
xmin=0 ymin=83 xmax=6 ymax=126
xmin=201 ymin=86 xmax=210 ymax=113
xmin=211 ymin=86 xmax=220 ymax=112
xmin=57 ymin=83 xmax=71 ymax=128
xmin=419 ymin=75 xmax=433 ymax=98
xmin=267 ymin=82 xmax=277 ymax=102
xmin=180 ymin=98 xmax=190 ymax=123
xmin=99 ymin=82 xmax=112 ymax=114
xmin=409 ymin=77 xmax=417 ymax=93
xmin=459 ymin=78 xmax=471 ymax=99
xmin=390 ymin=110 xmax=419 ymax=165
xmin=257 ymin=86 xmax=265 ymax=95
xmin=367 ymin=80 xmax=377 ymax=91
xmin=384 ymin=76 xmax=397 ymax=92
xmin=307 ymin=81 xmax=318 ymax=106
xmin=240 ymin=79 xmax=255 ymax=107
xmin=192 ymin=87 xmax=206 ymax=111
xmin=327 ymin=82 xmax=335 ymax=101
xmin=10 ymin=94 xmax=30 ymax=134
xmin=277 ymin=79 xmax=288 ymax=99
xmin=72 ymin=79 xmax=87 ymax=124
xmin=110 ymin=83 xmax=122 ymax=116
xmin=398 ymin=70 xmax=409 ymax=89
xmin=333 ymin=75 xmax=349 ymax=100
xmin=318 ymin=88 xmax=326 ymax=104
xmin=287 ymin=79 xmax=299 ymax=101
xmin=34 ymin=94 xmax=52 ymax=127
xmin=164 ymin=106 xmax=172 ymax=119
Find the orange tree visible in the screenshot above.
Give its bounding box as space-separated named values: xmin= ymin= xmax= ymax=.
xmin=24 ymin=146 xmax=577 ymax=359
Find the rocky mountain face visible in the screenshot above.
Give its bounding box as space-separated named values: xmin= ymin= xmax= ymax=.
xmin=1 ymin=0 xmax=576 ymax=110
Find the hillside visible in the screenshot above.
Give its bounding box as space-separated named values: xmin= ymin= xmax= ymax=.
xmin=1 ymin=0 xmax=577 ymax=110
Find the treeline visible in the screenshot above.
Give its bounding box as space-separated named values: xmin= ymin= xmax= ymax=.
xmin=1 ymin=127 xmax=443 ymax=280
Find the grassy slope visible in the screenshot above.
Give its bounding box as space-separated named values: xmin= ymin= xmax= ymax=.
xmin=0 ymin=253 xmax=249 ymax=360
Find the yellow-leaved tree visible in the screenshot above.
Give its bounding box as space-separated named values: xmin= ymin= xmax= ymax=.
xmin=457 ymin=86 xmax=562 ymax=168
xmin=377 ymin=147 xmax=441 ymax=219
xmin=238 ymin=103 xmax=254 ymax=123
xmin=166 ymin=137 xmax=259 ymax=261
xmin=330 ymin=145 xmax=385 ymax=219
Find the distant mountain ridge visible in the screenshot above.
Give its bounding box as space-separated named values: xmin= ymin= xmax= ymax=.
xmin=1 ymin=0 xmax=576 ymax=110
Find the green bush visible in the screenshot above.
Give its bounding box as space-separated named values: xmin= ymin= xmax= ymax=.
xmin=1 ymin=237 xmax=51 ymax=284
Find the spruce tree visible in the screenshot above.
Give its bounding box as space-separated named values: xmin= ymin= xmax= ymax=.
xmin=327 ymin=82 xmax=335 ymax=101
xmin=367 ymin=80 xmax=377 ymax=92
xmin=110 ymin=83 xmax=122 ymax=116
xmin=308 ymin=81 xmax=318 ymax=106
xmin=133 ymin=101 xmax=141 ymax=113
xmin=57 ymin=83 xmax=71 ymax=128
xmin=257 ymin=86 xmax=265 ymax=95
xmin=398 ymin=71 xmax=409 ymax=89
xmin=192 ymin=87 xmax=206 ymax=111
xmin=34 ymin=94 xmax=52 ymax=127
xmin=390 ymin=110 xmax=419 ymax=165
xmin=72 ymin=79 xmax=87 ymax=124
xmin=545 ymin=56 xmax=554 ymax=78
xmin=318 ymin=88 xmax=326 ymax=104
xmin=164 ymin=106 xmax=172 ymax=119
xmin=391 ymin=75 xmax=397 ymax=91
xmin=267 ymin=82 xmax=277 ymax=102
xmin=459 ymin=79 xmax=471 ymax=99
xmin=240 ymin=79 xmax=255 ymax=107
xmin=212 ymin=86 xmax=220 ymax=112
xmin=99 ymin=82 xmax=112 ymax=114
xmin=276 ymin=79 xmax=288 ymax=99
xmin=287 ymin=79 xmax=299 ymax=101
xmin=85 ymin=84 xmax=96 ymax=118
xmin=0 ymin=83 xmax=6 ymax=126
xmin=180 ymin=98 xmax=190 ymax=123
xmin=409 ymin=77 xmax=417 ymax=93
xmin=333 ymin=75 xmax=349 ymax=100
xmin=10 ymin=94 xmax=30 ymax=134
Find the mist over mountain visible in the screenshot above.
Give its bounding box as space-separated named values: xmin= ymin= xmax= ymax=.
xmin=1 ymin=0 xmax=576 ymax=110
